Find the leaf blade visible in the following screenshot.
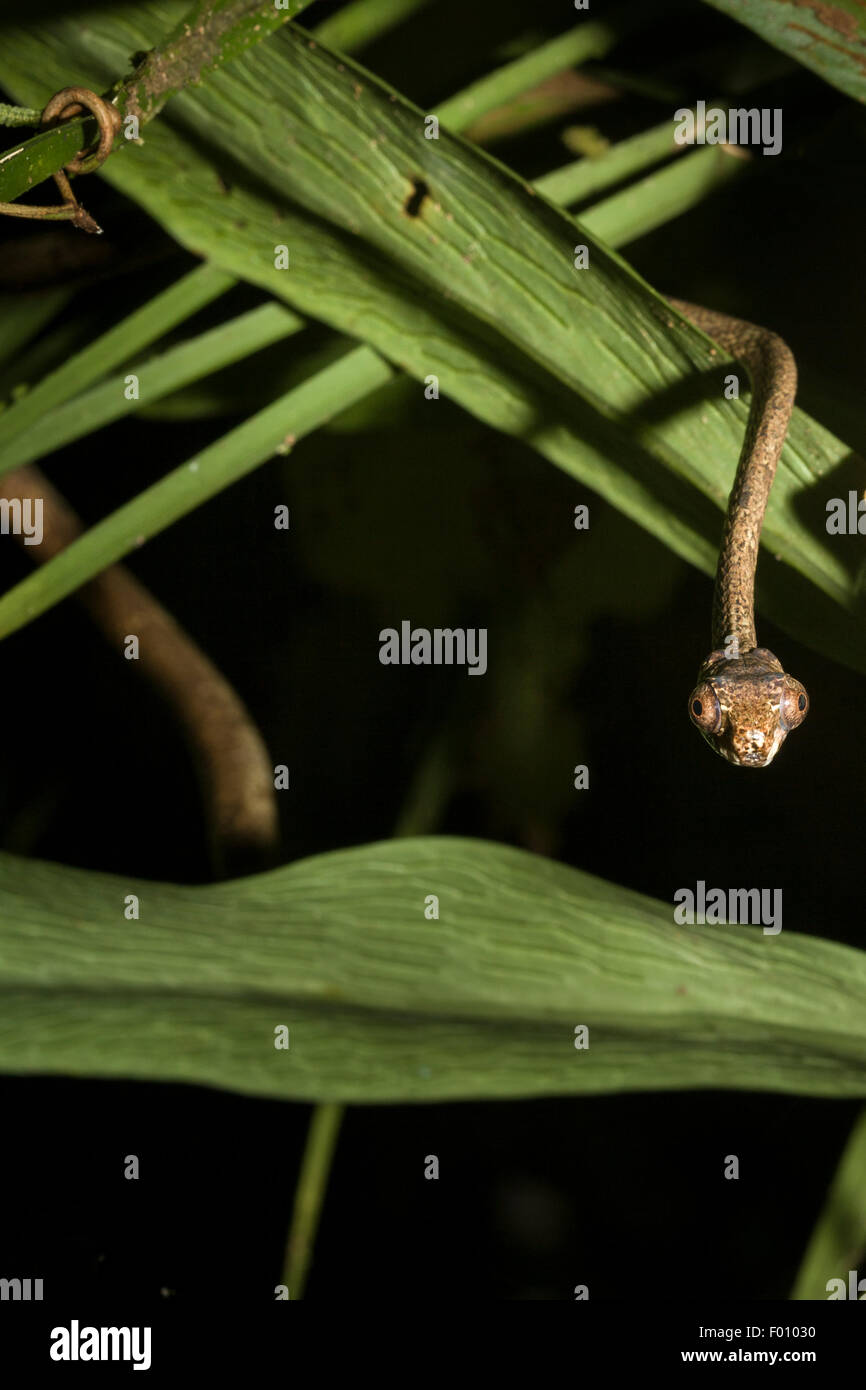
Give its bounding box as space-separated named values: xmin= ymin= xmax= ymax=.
xmin=1 ymin=837 xmax=866 ymax=1102
xmin=702 ymin=0 xmax=866 ymax=106
xmin=0 ymin=7 xmax=862 ymax=676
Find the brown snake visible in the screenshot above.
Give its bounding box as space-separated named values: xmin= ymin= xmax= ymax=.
xmin=670 ymin=300 xmax=809 ymax=768
xmin=0 ymin=465 xmax=279 ymax=875
xmin=0 ymin=87 xmax=808 ymax=776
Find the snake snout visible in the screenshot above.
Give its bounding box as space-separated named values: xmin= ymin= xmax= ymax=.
xmin=690 ymin=652 xmax=806 ymax=769
xmin=728 ymin=721 xmax=785 ymax=768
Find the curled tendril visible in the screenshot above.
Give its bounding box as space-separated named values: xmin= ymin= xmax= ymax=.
xmin=0 ymin=86 xmax=121 ymax=234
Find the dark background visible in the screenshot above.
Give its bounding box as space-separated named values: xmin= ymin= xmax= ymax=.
xmin=0 ymin=0 xmax=863 ymax=1301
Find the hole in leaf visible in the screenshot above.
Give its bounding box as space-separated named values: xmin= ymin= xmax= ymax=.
xmin=403 ymin=177 xmax=430 ymax=218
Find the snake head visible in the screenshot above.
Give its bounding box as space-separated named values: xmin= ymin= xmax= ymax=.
xmin=688 ymin=647 xmax=808 ymax=767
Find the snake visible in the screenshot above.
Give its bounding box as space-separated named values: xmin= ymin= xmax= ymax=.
xmin=669 ymin=300 xmax=809 ymax=768
xmin=1 ymin=88 xmax=808 ymax=774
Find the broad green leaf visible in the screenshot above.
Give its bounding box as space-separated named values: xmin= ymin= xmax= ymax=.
xmin=703 ymin=0 xmax=866 ymax=106
xmin=0 ymin=7 xmax=863 ymax=677
xmin=1 ymin=837 xmax=866 ymax=1102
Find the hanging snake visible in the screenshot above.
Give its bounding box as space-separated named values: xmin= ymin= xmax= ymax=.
xmin=671 ymin=300 xmax=809 ymax=768
xmin=0 ymin=91 xmax=809 ymax=776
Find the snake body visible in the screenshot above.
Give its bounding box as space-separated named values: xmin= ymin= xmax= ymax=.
xmin=671 ymin=300 xmax=809 ymax=768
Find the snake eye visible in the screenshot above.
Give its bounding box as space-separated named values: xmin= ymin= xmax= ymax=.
xmin=688 ymin=682 xmax=722 ymax=735
xmin=780 ymin=681 xmax=809 ymax=730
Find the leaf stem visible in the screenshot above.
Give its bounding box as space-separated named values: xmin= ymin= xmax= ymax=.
xmin=0 ymin=0 xmax=318 ymax=207
xmin=0 ymin=102 xmax=41 ymax=127
xmin=280 ymin=731 xmax=456 ymax=1297
xmin=791 ymin=1107 xmax=866 ymax=1300
xmin=313 ymin=0 xmax=434 ymax=53
xmin=281 ymin=1102 xmax=344 ymax=1298
xmin=436 ymin=3 xmax=646 ymax=134
xmin=0 ymin=346 xmax=394 ymax=640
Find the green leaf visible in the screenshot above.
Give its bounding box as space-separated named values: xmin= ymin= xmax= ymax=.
xmin=702 ymin=0 xmax=866 ymax=106
xmin=435 ymin=11 xmax=639 ymax=133
xmin=2 ymin=837 xmax=866 ymax=1102
xmin=312 ymin=0 xmax=434 ymax=54
xmin=0 ymin=343 xmax=393 ymax=641
xmin=0 ymin=300 xmax=305 ymax=471
xmin=0 ymin=8 xmax=863 ymax=677
xmin=0 ymin=262 xmax=235 ymax=456
xmin=0 ymin=0 xmax=318 ymax=206
xmin=791 ymin=1107 xmax=866 ymax=1299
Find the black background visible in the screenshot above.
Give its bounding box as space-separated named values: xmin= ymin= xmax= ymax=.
xmin=0 ymin=0 xmax=863 ymax=1305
